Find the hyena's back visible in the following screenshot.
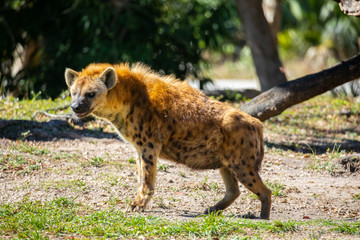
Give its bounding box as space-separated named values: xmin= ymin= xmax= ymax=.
xmin=151 ymin=82 xmax=264 ymax=172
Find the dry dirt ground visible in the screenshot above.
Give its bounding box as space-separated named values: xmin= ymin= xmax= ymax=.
xmin=0 ymin=112 xmax=360 ymax=239
xmin=1 ymin=129 xmax=359 ymax=223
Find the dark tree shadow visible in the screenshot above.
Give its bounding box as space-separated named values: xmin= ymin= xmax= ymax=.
xmin=266 ymin=111 xmax=360 ymax=154
xmin=265 ymin=138 xmax=360 ymax=155
xmin=178 ymin=210 xmax=260 ymax=220
xmin=0 ymin=119 xmax=120 ymax=141
xmin=2 ymin=119 xmax=359 ymax=154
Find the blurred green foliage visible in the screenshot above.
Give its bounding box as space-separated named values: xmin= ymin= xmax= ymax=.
xmin=0 ymin=0 xmax=240 ymax=98
xmin=1 ymin=0 xmax=359 ymax=98
xmin=280 ymin=0 xmax=360 ymax=58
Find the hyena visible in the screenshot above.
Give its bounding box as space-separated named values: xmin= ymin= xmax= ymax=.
xmin=65 ymin=63 xmax=271 ymax=219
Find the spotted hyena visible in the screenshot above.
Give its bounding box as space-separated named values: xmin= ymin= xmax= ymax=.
xmin=65 ymin=63 xmax=271 ymax=219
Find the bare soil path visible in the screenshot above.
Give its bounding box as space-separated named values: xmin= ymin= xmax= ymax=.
xmin=1 ymin=134 xmax=359 ymax=222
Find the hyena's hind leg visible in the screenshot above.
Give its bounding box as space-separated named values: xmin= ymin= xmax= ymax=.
xmin=231 ymin=164 xmax=271 ymax=219
xmin=205 ymin=166 xmax=240 ymax=214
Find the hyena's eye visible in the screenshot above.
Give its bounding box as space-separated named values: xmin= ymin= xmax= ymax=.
xmin=86 ymin=92 xmax=96 ymax=98
xmin=71 ymin=91 xmax=77 ymax=96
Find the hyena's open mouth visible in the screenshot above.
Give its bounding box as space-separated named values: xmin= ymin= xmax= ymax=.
xmin=73 ymin=110 xmax=93 ymax=118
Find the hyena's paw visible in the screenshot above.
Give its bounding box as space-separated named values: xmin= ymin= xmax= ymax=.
xmin=130 ymin=194 xmax=152 ymax=212
xmin=130 ymin=199 xmax=146 ymax=212
xmin=203 ymin=206 xmax=223 ymax=215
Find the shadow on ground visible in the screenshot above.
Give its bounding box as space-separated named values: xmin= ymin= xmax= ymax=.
xmin=1 ymin=119 xmax=359 ymax=155
xmin=0 ymin=119 xmax=119 ymax=141
xmin=265 ymin=139 xmax=360 ymax=155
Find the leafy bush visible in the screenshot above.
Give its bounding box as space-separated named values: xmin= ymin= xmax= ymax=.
xmin=0 ymin=0 xmax=239 ymax=98
xmin=281 ymin=0 xmax=360 ymax=58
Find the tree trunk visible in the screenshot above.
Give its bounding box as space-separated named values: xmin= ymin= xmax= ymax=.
xmin=236 ymin=0 xmax=287 ymax=92
xmin=240 ymin=54 xmax=360 ymax=121
xmin=262 ymin=0 xmax=282 ymax=44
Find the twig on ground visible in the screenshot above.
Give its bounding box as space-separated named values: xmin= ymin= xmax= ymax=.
xmin=31 ymin=111 xmax=75 ymax=121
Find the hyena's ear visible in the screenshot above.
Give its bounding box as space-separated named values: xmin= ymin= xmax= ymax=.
xmin=65 ymin=68 xmax=79 ymax=88
xmin=99 ymin=67 xmax=117 ymax=90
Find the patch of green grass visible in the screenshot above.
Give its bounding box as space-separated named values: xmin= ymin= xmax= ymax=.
xmin=0 ymin=95 xmax=116 ymax=135
xmin=105 ymin=195 xmax=123 ymax=207
xmin=263 ymin=95 xmax=360 ymax=154
xmin=41 ymin=179 xmax=86 ymax=192
xmin=90 ymin=156 xmax=104 ymax=167
xmin=154 ymin=197 xmax=170 ymax=209
xmin=26 ymin=164 xmax=41 ymax=171
xmin=0 ymin=154 xmax=27 ymax=171
xmin=51 ymin=152 xmax=81 ymax=162
xmin=209 ymin=182 xmax=219 ymax=191
xmin=308 ymin=159 xmax=335 ymax=173
xmin=270 ymin=220 xmax=299 ymax=233
xmin=0 ymin=153 xmax=42 ymax=174
xmin=82 ymin=155 xmax=120 ymax=169
xmin=158 ymin=163 xmax=168 ymax=172
xmin=306 ymin=143 xmax=347 ymax=173
xmin=266 ymin=180 xmax=285 ymax=197
xmin=352 ymin=193 xmax=360 ymax=201
xmin=332 ymin=221 xmax=360 ymax=235
xmin=212 ymin=91 xmax=248 ymax=102
xmin=127 ymin=157 xmax=136 ymax=164
xmin=248 ymin=180 xmax=285 ymax=199
xmin=105 ymin=174 xmax=121 ymax=187
xmin=326 ymin=143 xmax=345 ymax=160
xmin=309 ymin=229 xmax=325 ymax=240
xmin=0 ymin=95 xmax=71 ymax=120
xmin=307 ymin=144 xmax=345 ymax=173
xmin=0 ymin=198 xmax=359 ymax=239
xmin=11 ymin=142 xmax=48 ymax=156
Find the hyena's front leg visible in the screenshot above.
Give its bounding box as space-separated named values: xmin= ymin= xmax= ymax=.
xmin=131 ymin=145 xmax=159 ymax=212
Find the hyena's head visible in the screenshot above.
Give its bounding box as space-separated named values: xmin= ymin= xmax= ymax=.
xmin=65 ymin=65 xmax=117 ymax=118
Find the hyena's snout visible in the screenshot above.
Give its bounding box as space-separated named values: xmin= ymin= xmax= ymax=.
xmin=71 ymin=98 xmax=92 ymax=116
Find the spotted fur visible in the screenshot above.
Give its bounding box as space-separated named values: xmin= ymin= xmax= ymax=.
xmin=65 ymin=62 xmax=271 ymax=219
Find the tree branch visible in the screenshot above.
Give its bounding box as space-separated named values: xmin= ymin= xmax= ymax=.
xmin=240 ymin=54 xmax=360 ymax=121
